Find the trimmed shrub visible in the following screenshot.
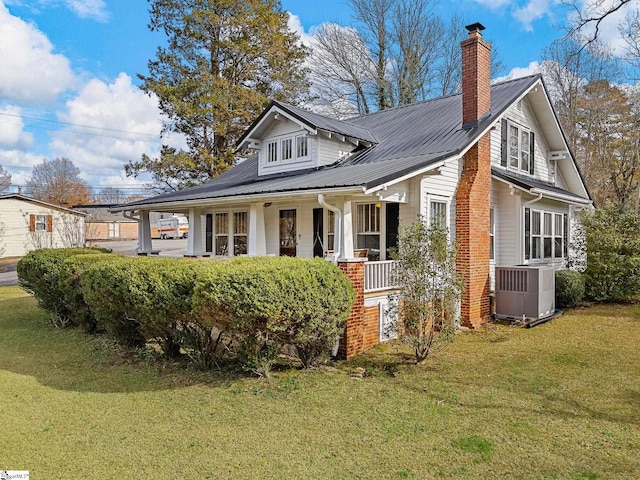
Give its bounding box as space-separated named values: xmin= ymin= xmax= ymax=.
xmin=555 ymin=270 xmax=585 ymax=309
xmin=80 ymin=256 xmax=215 ymax=354
xmin=58 ymin=253 xmax=121 ymax=333
xmin=194 ymin=257 xmax=354 ymax=374
xmin=17 ymin=247 xmax=111 ymax=327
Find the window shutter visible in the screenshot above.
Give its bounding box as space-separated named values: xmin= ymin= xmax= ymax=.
xmin=29 ymin=214 xmax=35 ymax=232
xmin=501 ymin=119 xmax=508 ymax=167
xmin=46 ymin=215 xmax=53 ymax=233
xmin=529 ymin=131 xmax=535 ymax=175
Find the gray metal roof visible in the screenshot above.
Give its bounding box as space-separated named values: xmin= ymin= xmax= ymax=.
xmin=491 ymin=166 xmax=591 ymax=203
xmin=121 ymin=75 xmax=542 ymax=210
xmin=274 ymin=102 xmax=378 ymax=144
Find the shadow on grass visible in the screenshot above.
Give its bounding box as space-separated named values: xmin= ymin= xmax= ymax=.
xmin=0 ymin=291 xmax=268 ymax=394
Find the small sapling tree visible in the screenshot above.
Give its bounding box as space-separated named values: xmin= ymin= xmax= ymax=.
xmin=391 ymin=217 xmax=462 ymax=363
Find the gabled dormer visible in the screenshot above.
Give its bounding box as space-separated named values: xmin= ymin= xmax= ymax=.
xmin=237 ymin=101 xmax=377 ymax=176
xmin=493 ymin=77 xmax=588 ymax=200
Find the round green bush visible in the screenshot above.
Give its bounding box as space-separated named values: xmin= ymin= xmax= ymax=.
xmin=555 ymin=269 xmax=585 ymax=309
xmin=17 ymin=247 xmax=111 ymax=326
xmin=194 ymin=256 xmax=354 ymax=372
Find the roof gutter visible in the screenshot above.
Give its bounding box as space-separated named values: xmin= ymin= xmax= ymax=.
xmin=493 ymin=175 xmax=592 ymax=206
xmin=109 ymin=186 xmax=365 ymax=213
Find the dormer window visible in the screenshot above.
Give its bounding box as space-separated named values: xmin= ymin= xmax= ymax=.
xmin=296 ymin=136 xmax=308 ymax=158
xmin=282 ymin=138 xmax=292 ymax=160
xmin=501 ymin=119 xmax=535 ymax=175
xmin=267 ymin=141 xmax=278 ymax=163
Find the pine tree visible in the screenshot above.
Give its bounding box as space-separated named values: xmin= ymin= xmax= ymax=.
xmin=128 ymin=0 xmax=309 ymax=191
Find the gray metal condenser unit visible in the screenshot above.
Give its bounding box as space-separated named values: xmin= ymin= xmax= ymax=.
xmin=494 ymin=266 xmax=555 ymax=320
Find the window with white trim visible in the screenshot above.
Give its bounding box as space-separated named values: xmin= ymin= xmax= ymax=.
xmin=429 ymin=200 xmax=447 ymax=228
xmin=35 ymin=214 xmax=47 ymax=231
xmin=281 ymin=138 xmax=292 ymax=161
xmin=502 ymin=119 xmax=535 ymax=175
xmin=296 ymin=135 xmax=308 ymax=158
xmin=267 ymin=141 xmax=278 ymax=163
xmin=234 ymin=212 xmax=248 ymax=255
xmin=327 ymin=209 xmax=335 ymax=251
xmin=524 ymin=208 xmax=566 ymax=261
xmin=356 ymin=203 xmax=381 ymax=260
xmin=214 ymin=213 xmax=229 ymax=256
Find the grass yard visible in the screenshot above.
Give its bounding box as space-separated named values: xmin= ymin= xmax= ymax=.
xmin=1 ymin=285 xmax=639 ymax=479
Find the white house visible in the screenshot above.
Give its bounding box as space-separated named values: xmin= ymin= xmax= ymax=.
xmin=113 ymin=23 xmax=592 ymax=357
xmin=0 ymin=194 xmax=86 ymax=258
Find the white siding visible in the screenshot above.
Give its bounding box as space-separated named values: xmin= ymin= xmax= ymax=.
xmin=492 ymin=180 xmax=521 ymax=268
xmin=316 ymin=135 xmax=356 ymax=167
xmin=0 ymin=198 xmax=85 ymax=258
xmin=420 ymin=159 xmax=461 ymax=236
xmin=492 ymin=97 xmax=556 ymax=184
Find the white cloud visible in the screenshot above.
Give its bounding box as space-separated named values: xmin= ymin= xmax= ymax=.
xmin=0 ymin=149 xmax=45 ymax=185
xmin=287 ymin=12 xmax=314 ymax=47
xmin=469 ymin=0 xmax=512 ymax=9
xmin=49 ymin=73 xmax=185 ymax=186
xmin=495 ymin=61 xmax=541 ymax=82
xmin=514 ymin=0 xmax=552 ymax=31
xmin=63 ymin=0 xmax=107 ymax=22
xmin=4 ymin=0 xmax=108 ymax=22
xmin=0 ymin=2 xmax=75 ymax=104
xmin=0 ymin=106 xmax=33 ymax=149
xmin=566 ymin=0 xmax=632 ymax=56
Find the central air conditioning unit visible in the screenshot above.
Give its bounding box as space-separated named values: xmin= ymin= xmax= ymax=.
xmin=494 ymin=266 xmax=555 ymax=321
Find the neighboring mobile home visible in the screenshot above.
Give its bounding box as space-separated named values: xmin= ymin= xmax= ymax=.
xmin=0 ymin=194 xmax=85 ymax=258
xmin=113 ymin=24 xmax=592 ymax=357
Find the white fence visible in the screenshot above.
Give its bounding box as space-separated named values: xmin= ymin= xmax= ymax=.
xmin=364 ymin=260 xmax=398 ymax=293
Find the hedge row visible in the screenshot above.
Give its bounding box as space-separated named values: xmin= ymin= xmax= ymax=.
xmin=17 ymin=249 xmax=355 ymax=375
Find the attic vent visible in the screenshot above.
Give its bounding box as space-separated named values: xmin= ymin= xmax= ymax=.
xmin=516 ymin=100 xmax=523 ymax=111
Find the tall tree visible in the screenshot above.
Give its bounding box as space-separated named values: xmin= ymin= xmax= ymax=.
xmin=308 ymin=23 xmax=377 ymax=117
xmin=26 ymin=158 xmax=91 ymax=207
xmin=128 ymin=0 xmax=310 ymax=191
xmin=575 ymin=80 xmax=640 ymax=207
xmin=541 ymin=37 xmax=620 ymax=154
xmin=0 ymin=165 xmax=11 ymax=192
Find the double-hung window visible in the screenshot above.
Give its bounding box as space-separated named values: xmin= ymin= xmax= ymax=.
xmin=296 ymin=136 xmax=308 ymax=158
xmin=429 ymin=200 xmax=447 ymax=228
xmin=35 ymin=215 xmax=47 ymax=231
xmin=281 ymin=138 xmax=292 ymax=161
xmin=214 ymin=213 xmax=229 ymax=256
xmin=502 ymin=119 xmax=535 ymax=175
xmin=267 ymin=141 xmax=278 ymax=163
xmin=356 ymin=203 xmax=381 ymax=259
xmin=524 ymin=208 xmax=567 ymax=262
xmin=233 ymin=211 xmax=248 ymax=255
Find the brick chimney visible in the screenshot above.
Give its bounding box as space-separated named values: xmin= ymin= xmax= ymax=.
xmin=456 ymin=22 xmax=492 ymax=328
xmin=461 ymin=22 xmax=491 ymax=128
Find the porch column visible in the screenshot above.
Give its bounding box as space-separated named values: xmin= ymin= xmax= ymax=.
xmin=137 ymin=210 xmax=153 ymax=254
xmin=340 ymin=199 xmax=355 ymax=258
xmin=248 ymin=202 xmax=266 ymax=256
xmin=185 ymin=207 xmax=203 ymax=256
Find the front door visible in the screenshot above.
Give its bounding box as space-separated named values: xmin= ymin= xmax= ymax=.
xmin=279 ymin=209 xmax=297 ymax=256
xmin=205 ymin=214 xmax=213 ymax=252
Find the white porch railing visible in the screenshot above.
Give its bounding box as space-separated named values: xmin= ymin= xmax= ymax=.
xmin=364 ymin=260 xmax=399 ymax=293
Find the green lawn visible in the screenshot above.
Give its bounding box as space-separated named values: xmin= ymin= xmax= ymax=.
xmin=1 ymin=285 xmax=639 ymax=479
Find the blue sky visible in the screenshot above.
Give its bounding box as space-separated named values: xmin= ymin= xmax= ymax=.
xmin=0 ymin=0 xmax=628 ymax=194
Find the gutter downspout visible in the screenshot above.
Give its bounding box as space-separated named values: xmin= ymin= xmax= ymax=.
xmin=523 ymin=192 xmax=543 ymax=206
xmin=318 ymin=194 xmax=341 ymax=261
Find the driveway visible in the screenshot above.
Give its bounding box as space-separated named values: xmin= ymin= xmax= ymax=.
xmin=0 ymin=239 xmax=189 ymax=287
